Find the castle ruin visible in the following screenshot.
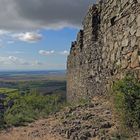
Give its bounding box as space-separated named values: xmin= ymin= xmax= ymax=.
xmin=67 ymin=0 xmax=140 ymax=101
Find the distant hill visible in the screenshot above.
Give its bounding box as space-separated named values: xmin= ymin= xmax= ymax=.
xmin=0 ymin=70 xmax=66 ymax=77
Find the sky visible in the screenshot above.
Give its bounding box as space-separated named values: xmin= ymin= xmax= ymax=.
xmin=0 ymin=0 xmax=95 ymax=70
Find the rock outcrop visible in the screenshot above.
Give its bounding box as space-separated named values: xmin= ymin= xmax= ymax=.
xmin=67 ymin=0 xmax=140 ymax=101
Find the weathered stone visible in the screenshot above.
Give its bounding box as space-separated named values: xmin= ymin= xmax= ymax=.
xmin=136 ymin=15 xmax=140 ymax=27
xmin=100 ymin=122 xmax=112 ymax=129
xmin=129 ymin=14 xmax=135 ymax=24
xmin=67 ymin=1 xmax=140 ymax=101
xmin=130 ymin=26 xmax=136 ymax=35
xmin=109 ymin=42 xmax=114 ymax=52
xmin=121 ymin=58 xmax=128 ymax=69
xmin=110 ymin=53 xmax=115 ymax=63
xmin=131 ymin=36 xmax=137 ymax=47
xmin=136 ymin=28 xmax=140 ymax=37
xmin=122 ymin=38 xmax=129 ymax=47
xmin=131 ymin=49 xmax=139 ymax=68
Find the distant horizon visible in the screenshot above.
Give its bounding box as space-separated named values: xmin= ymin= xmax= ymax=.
xmin=0 ymin=69 xmax=66 ymax=72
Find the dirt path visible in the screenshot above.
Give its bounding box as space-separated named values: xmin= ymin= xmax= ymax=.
xmin=0 ymin=118 xmax=65 ymax=140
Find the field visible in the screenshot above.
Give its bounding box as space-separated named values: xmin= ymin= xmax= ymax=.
xmin=0 ymin=70 xmax=66 ymax=128
xmin=0 ymin=70 xmax=66 ymax=97
xmin=0 ymin=88 xmax=18 ymax=94
xmin=0 ymin=70 xmax=66 ymax=81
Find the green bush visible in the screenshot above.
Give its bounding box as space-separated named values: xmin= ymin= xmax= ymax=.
xmin=113 ymin=74 xmax=140 ymax=129
xmin=3 ymin=93 xmax=63 ymax=126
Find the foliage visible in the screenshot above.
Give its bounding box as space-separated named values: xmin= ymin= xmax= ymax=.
xmin=0 ymin=72 xmax=66 ymax=128
xmin=113 ymin=74 xmax=140 ymax=130
xmin=3 ymin=93 xmax=63 ymax=127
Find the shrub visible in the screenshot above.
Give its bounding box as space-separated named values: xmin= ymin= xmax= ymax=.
xmin=113 ymin=74 xmax=140 ymax=129
xmin=3 ymin=93 xmax=63 ymax=126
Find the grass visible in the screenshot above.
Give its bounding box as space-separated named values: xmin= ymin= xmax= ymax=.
xmin=0 ymin=88 xmax=18 ymax=94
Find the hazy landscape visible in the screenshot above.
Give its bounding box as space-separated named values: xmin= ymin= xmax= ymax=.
xmin=0 ymin=70 xmax=66 ymax=99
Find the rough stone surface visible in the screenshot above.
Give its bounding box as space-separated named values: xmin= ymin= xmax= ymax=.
xmin=52 ymin=100 xmax=115 ymax=140
xmin=67 ymin=0 xmax=140 ymax=101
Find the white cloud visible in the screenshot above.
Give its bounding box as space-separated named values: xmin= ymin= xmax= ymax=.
xmin=0 ymin=57 xmax=9 ymax=65
xmin=0 ymin=56 xmax=44 ymax=66
xmin=0 ymin=31 xmax=42 ymax=44
xmin=0 ymin=56 xmax=29 ymax=65
xmin=8 ymin=56 xmax=30 ymax=65
xmin=0 ymin=30 xmax=10 ymax=35
xmin=39 ymin=50 xmax=55 ymax=56
xmin=39 ymin=50 xmax=69 ymax=56
xmin=33 ymin=60 xmax=43 ymax=66
xmin=59 ymin=50 xmax=69 ymax=55
xmin=0 ymin=55 xmax=67 ymax=70
xmin=13 ymin=32 xmax=42 ymax=43
xmin=38 ymin=50 xmax=69 ymax=56
xmin=8 ymin=56 xmax=18 ymax=61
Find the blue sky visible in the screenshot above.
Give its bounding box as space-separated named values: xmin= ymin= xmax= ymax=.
xmin=0 ymin=0 xmax=94 ymax=70
xmin=0 ymin=28 xmax=78 ymax=70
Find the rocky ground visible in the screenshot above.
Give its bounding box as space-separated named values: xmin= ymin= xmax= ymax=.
xmin=0 ymin=97 xmax=139 ymax=140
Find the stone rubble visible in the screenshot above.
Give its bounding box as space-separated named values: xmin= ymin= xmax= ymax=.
xmin=49 ymin=100 xmax=117 ymax=140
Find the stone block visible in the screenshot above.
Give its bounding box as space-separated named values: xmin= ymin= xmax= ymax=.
xmin=122 ymin=38 xmax=129 ymax=47
xmin=136 ymin=27 xmax=140 ymax=36
xmin=131 ymin=49 xmax=139 ymax=68
xmin=136 ymin=15 xmax=140 ymax=27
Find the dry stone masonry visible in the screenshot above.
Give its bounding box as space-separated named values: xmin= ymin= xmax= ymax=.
xmin=67 ymin=0 xmax=140 ymax=101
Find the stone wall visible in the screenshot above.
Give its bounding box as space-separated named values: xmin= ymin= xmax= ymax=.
xmin=67 ymin=0 xmax=140 ymax=101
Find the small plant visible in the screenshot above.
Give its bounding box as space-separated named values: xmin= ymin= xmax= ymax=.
xmin=113 ymin=74 xmax=140 ymax=130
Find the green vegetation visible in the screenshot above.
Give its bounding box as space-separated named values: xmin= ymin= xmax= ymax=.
xmin=5 ymin=94 xmax=63 ymax=126
xmin=0 ymin=88 xmax=18 ymax=94
xmin=113 ymin=74 xmax=140 ymax=132
xmin=0 ymin=71 xmax=66 ymax=129
xmin=0 ymin=80 xmax=66 ymax=98
xmin=0 ymin=72 xmax=66 ymax=97
xmin=1 ymin=92 xmax=63 ymax=127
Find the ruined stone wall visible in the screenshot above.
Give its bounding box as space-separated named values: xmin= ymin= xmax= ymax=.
xmin=67 ymin=0 xmax=140 ymax=101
